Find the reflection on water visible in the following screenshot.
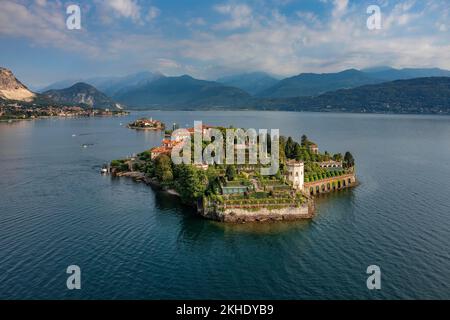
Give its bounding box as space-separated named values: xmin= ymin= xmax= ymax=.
xmin=210 ymin=219 xmax=312 ymax=235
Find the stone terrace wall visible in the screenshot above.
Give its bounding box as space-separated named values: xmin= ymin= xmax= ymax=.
xmin=201 ymin=201 xmax=315 ymax=223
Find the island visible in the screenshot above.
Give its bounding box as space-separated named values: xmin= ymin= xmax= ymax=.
xmin=108 ymin=125 xmax=357 ymax=223
xmin=127 ymin=118 xmax=165 ymax=130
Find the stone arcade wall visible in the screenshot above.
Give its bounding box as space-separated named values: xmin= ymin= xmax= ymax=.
xmin=303 ymin=173 xmax=357 ymax=196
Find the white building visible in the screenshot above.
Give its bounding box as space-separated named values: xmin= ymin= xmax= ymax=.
xmin=286 ymin=160 xmax=304 ymax=190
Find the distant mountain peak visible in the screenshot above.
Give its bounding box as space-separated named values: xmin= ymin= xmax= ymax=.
xmin=43 ymin=82 xmax=119 ymax=109
xmin=71 ymin=82 xmax=96 ymax=89
xmin=259 ymin=68 xmax=380 ymax=98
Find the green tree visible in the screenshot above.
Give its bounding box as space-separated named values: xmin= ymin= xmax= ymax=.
xmin=333 ymin=153 xmax=343 ymax=161
xmin=344 ymin=151 xmax=355 ymax=168
xmin=175 ymin=165 xmax=208 ymax=203
xmin=285 ymin=137 xmax=295 ymax=159
xmin=293 ymin=143 xmax=302 ymax=161
xmin=162 ymin=170 xmax=173 ymax=182
xmin=301 ymin=135 xmax=308 ymax=146
xmin=226 ymin=165 xmax=236 ymax=181
xmin=144 ymin=162 xmax=155 ymax=177
xmin=154 ymin=154 xmax=173 ymax=182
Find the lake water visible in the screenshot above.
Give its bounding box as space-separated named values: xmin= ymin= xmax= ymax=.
xmin=0 ymin=111 xmax=449 ymax=299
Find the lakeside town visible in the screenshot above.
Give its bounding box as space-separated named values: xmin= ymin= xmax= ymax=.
xmin=109 ymin=118 xmax=357 ymax=223
xmin=0 ymin=102 xmax=129 ymax=121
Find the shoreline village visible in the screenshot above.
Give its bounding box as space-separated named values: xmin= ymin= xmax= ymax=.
xmin=109 ymin=120 xmax=357 ymax=223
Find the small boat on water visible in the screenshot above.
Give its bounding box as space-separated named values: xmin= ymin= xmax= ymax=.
xmin=100 ymin=164 xmax=109 ymax=174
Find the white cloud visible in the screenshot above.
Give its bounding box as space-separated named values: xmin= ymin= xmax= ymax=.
xmin=169 ymin=1 xmax=450 ymax=77
xmin=0 ymin=0 xmax=100 ymax=56
xmin=95 ymin=0 xmax=160 ymax=24
xmin=1 ymin=0 xmax=449 ymax=80
xmin=332 ymin=0 xmax=348 ymax=18
xmin=296 ymin=11 xmax=321 ymax=26
xmin=214 ymin=4 xmax=253 ymax=30
xmin=104 ymin=0 xmax=141 ymax=21
xmin=146 ymin=6 xmax=160 ymax=22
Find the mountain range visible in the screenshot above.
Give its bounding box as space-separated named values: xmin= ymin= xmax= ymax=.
xmin=260 ymin=77 xmax=450 ymax=114
xmin=258 ymin=69 xmax=382 ymax=98
xmin=2 ymin=66 xmax=450 ymax=114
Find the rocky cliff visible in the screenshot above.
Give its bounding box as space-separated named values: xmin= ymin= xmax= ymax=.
xmin=0 ymin=67 xmax=36 ymax=102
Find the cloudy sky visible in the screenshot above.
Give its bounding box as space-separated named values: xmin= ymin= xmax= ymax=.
xmin=1 ymin=0 xmax=449 ymax=87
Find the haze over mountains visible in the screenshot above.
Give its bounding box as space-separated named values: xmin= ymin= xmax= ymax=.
xmin=362 ymin=66 xmax=450 ymax=81
xmin=2 ymin=66 xmax=450 ymax=114
xmin=40 ymin=71 xmax=164 ymax=97
xmin=113 ymin=75 xmax=253 ymax=108
xmin=216 ymin=72 xmax=279 ymax=95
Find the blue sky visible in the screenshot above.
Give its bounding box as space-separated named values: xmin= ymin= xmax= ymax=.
xmin=1 ymin=0 xmax=449 ymax=88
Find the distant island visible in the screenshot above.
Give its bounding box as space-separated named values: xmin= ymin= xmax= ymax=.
xmin=108 ymin=126 xmax=357 ymax=223
xmin=127 ymin=118 xmax=165 ymax=130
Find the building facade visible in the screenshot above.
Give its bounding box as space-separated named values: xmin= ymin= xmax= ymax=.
xmin=286 ymin=160 xmax=304 ymax=190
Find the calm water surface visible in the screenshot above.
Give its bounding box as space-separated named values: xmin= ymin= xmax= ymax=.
xmin=0 ymin=111 xmax=449 ymax=299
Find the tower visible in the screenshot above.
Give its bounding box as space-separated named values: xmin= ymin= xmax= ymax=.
xmin=286 ymin=160 xmax=304 ymax=190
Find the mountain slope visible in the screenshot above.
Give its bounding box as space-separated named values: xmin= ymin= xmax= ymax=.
xmin=114 ymin=75 xmax=253 ymax=108
xmin=259 ymin=69 xmax=382 ymax=98
xmin=0 ymin=67 xmax=36 ymax=102
xmin=266 ymin=77 xmax=450 ymax=114
xmin=364 ymin=67 xmax=450 ymax=81
xmin=43 ymin=82 xmax=120 ymax=109
xmin=216 ymin=72 xmax=279 ymax=95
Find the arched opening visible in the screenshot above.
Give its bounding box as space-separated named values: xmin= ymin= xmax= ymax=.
xmin=310 ymin=187 xmax=314 ymax=195
xmin=316 ymin=186 xmax=320 ymax=194
xmin=327 ymin=183 xmax=331 ymax=190
xmin=338 ymin=181 xmax=341 ymax=189
xmin=321 ymin=184 xmax=326 ymax=192
xmin=343 ymin=180 xmax=346 ymax=187
xmin=348 ymin=178 xmax=351 ymax=184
